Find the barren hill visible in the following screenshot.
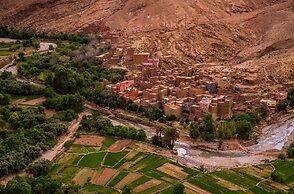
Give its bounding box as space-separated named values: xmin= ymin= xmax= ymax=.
xmin=1 ymin=0 xmax=294 ymax=81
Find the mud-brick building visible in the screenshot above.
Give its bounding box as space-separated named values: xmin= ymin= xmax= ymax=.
xmin=164 ymin=101 xmax=183 ymax=119
xmin=215 ymin=76 xmax=231 ymax=89
xmin=133 ymin=52 xmax=150 ymax=65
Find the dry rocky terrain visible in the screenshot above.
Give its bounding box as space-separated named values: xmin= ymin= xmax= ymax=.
xmin=0 ymin=0 xmax=294 ymax=81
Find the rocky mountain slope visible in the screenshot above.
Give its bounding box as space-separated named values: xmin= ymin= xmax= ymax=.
xmin=0 ymin=0 xmax=294 ymax=81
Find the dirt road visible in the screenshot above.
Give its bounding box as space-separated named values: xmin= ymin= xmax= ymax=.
xmin=41 ymin=112 xmax=90 ymax=161
xmin=0 ymin=112 xmax=89 ymax=184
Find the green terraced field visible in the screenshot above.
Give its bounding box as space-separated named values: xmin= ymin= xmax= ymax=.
xmin=50 ymin=135 xmax=294 ymax=194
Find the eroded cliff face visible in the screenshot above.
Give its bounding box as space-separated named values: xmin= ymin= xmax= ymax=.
xmin=1 ymin=0 xmax=294 ymax=81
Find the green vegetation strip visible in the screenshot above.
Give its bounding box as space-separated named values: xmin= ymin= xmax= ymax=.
xmin=78 ymin=152 xmax=106 ymax=168
xmin=100 ymin=137 xmax=116 ymax=151
xmin=79 ymin=184 xmax=119 ymax=194
xmin=272 ymin=160 xmax=294 ymax=184
xmin=103 ymin=151 xmax=129 ymax=167
xmin=107 ymin=171 xmax=129 ymax=187
xmin=127 ymin=176 xmax=151 ymax=190
xmin=212 ymin=169 xmax=260 ymax=189
xmin=188 ymin=174 xmax=244 ymax=194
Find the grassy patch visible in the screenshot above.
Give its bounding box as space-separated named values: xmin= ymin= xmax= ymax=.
xmin=188 ymin=174 xmax=244 ymax=194
xmin=272 ymin=160 xmax=294 ymax=184
xmin=72 ymin=155 xmax=84 ymax=165
xmin=9 ymin=94 xmax=25 ymax=102
xmin=126 ymin=176 xmax=151 ymax=190
xmin=130 ymin=154 xmax=167 ymax=173
xmin=107 ymin=171 xmax=129 ymax=187
xmin=78 ymin=152 xmax=106 ymax=168
xmin=258 ymin=180 xmax=285 ymax=193
xmin=58 ymin=166 xmax=81 ymax=184
xmin=161 ymin=186 xmax=174 ymax=194
xmin=67 ymin=144 xmax=98 ymax=153
xmin=79 ymin=184 xmax=119 ymax=194
xmin=103 ymin=151 xmax=129 ymax=167
xmin=25 ymin=95 xmax=41 ymax=101
xmin=139 ymin=182 xmax=169 ymax=194
xmin=212 ymin=169 xmax=260 ymax=189
xmin=100 ymin=137 xmax=116 ymax=151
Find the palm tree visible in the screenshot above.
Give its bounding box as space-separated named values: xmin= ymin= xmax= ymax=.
xmin=163 ymin=127 xmax=179 ymax=149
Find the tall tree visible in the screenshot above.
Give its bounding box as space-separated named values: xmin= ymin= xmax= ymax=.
xmin=163 ymin=127 xmax=179 ymax=149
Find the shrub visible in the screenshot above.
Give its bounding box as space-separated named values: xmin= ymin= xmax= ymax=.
xmin=189 ymin=123 xmax=200 ymax=139
xmin=26 ymin=159 xmax=51 ymax=177
xmin=173 ymin=184 xmax=184 ymax=194
xmin=271 ymin=171 xmax=286 ymax=183
xmin=63 ymin=140 xmax=73 ymax=148
xmin=276 ymin=100 xmax=288 ymax=112
xmin=166 ymin=115 xmax=177 ymax=121
xmin=0 ymin=93 xmax=10 ymax=105
xmin=288 ymin=147 xmax=294 ymax=158
xmin=278 ymin=153 xmax=286 ymax=160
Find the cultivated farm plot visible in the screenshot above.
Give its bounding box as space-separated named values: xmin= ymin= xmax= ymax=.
xmin=108 ymin=139 xmax=132 ymax=152
xmin=51 ymin=135 xmax=294 ymax=194
xmin=78 ymin=152 xmax=106 ymax=168
xmin=74 ymin=135 xmax=104 ymax=147
xmin=183 ymin=160 xmax=294 ymax=194
xmin=51 ymin=135 xmax=200 ymax=193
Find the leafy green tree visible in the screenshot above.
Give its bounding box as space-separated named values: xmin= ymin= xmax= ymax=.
xmin=218 ymin=121 xmax=236 ymax=139
xmin=173 ymin=184 xmax=184 ymax=194
xmin=44 ymin=94 xmax=85 ymax=112
xmin=288 ymin=88 xmax=294 ymax=107
xmin=235 ymin=120 xmax=252 ymax=140
xmin=31 ymin=176 xmax=63 ymax=194
xmin=271 ymin=171 xmax=286 ymax=183
xmin=52 ymin=67 xmax=85 ymax=94
xmin=6 ymin=176 xmax=31 ymax=194
xmin=258 ymin=105 xmax=269 ymax=119
xmin=64 ymin=140 xmax=74 ymax=148
xmin=146 ymin=107 xmax=164 ymax=121
xmin=122 ymin=185 xmax=131 ymax=194
xmin=163 ymin=127 xmax=179 ymax=149
xmin=166 ymin=115 xmax=177 ymax=121
xmin=200 ymin=114 xmax=216 ymax=141
xmin=189 ymin=122 xmax=200 ymax=139
xmin=18 ymin=52 xmax=25 ymax=62
xmin=26 ymin=159 xmax=51 ymax=177
xmin=0 ymin=93 xmax=10 ymax=105
xmin=276 ymin=100 xmax=288 ymax=112
xmin=151 ymin=135 xmax=162 ymax=147
xmin=8 ymin=112 xmax=20 ymax=129
xmin=233 ymin=111 xmax=260 ymax=125
xmin=288 ymin=147 xmax=294 ymax=158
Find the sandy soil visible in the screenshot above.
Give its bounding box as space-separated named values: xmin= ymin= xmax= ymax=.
xmin=74 ymin=135 xmax=104 ymax=147
xmin=108 ymin=139 xmax=132 ymax=152
xmin=38 ymin=42 xmax=57 ymax=52
xmin=132 ymin=179 xmax=161 ymax=193
xmin=114 ymin=172 xmax=142 ymax=189
xmin=125 ymin=150 xmax=138 ymax=160
xmin=212 ymin=175 xmax=244 ymax=191
xmin=118 ymin=156 xmax=145 ymax=171
xmin=44 ymin=109 xmax=57 ymax=118
xmin=73 ymin=168 xmax=95 ymax=186
xmin=20 ymin=97 xmax=46 ymax=106
xmin=157 ymin=163 xmax=188 ymax=180
xmin=91 ymin=168 xmax=117 ymax=186
xmin=0 ymin=38 xmax=16 ymax=43
xmin=184 ymin=182 xmax=212 ymax=194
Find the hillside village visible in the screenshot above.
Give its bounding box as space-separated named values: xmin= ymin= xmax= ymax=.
xmin=101 ymin=33 xmax=289 ymax=122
